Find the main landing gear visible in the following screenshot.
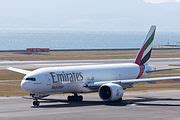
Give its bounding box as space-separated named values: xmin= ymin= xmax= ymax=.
xmin=67 ymin=93 xmax=83 ymax=102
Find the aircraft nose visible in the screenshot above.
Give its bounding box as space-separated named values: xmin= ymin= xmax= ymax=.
xmin=20 ymin=80 xmax=33 ymax=92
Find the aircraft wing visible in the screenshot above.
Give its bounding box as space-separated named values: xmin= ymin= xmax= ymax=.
xmin=84 ymin=76 xmax=180 ymax=88
xmin=7 ymin=67 xmax=31 ymax=75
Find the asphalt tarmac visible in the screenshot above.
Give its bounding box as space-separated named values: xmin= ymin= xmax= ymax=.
xmin=1 ymin=58 xmax=180 ymax=119
xmin=0 ymin=90 xmax=180 ymax=120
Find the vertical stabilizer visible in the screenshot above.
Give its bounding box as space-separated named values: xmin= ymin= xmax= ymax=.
xmin=135 ymin=25 xmax=156 ymax=65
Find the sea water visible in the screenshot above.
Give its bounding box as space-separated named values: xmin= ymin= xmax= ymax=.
xmin=0 ymin=30 xmax=179 ymax=50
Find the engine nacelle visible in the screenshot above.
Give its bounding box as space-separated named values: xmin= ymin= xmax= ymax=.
xmin=98 ymin=83 xmax=124 ymax=101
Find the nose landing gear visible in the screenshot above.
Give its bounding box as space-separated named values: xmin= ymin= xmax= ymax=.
xmin=33 ymin=100 xmax=40 ymax=107
xmin=30 ymin=94 xmax=49 ymax=107
xmin=31 ymin=94 xmax=40 ymax=107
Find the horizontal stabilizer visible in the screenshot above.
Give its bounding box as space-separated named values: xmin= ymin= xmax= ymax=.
xmin=146 ymin=67 xmax=180 ymax=73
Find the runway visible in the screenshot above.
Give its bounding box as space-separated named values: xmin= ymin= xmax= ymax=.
xmin=0 ymin=90 xmax=180 ymax=120
xmin=1 ymin=58 xmax=180 ymax=119
xmin=1 ymin=58 xmax=180 ymax=69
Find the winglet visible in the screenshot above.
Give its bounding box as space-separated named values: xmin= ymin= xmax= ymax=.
xmin=135 ymin=25 xmax=156 ymax=65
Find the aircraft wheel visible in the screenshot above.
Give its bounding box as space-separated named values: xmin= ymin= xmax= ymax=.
xmin=67 ymin=95 xmax=83 ymax=102
xmin=118 ymin=98 xmax=123 ymax=102
xmin=33 ymin=101 xmax=40 ymax=107
xmin=78 ymin=95 xmax=83 ymax=101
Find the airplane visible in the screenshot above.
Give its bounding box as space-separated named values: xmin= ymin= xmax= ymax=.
xmin=7 ymin=25 xmax=180 ymax=107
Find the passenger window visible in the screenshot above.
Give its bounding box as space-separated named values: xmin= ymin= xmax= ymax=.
xmin=25 ymin=78 xmax=36 ymax=81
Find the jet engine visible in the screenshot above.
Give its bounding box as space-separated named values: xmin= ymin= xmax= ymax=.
xmin=98 ymin=83 xmax=124 ymax=101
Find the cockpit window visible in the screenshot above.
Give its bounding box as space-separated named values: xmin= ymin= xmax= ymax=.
xmin=25 ymin=78 xmax=36 ymax=81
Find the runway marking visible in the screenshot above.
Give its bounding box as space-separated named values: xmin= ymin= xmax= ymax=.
xmin=0 ymin=80 xmax=19 ymax=86
xmin=1 ymin=58 xmax=180 ymax=70
xmin=0 ymin=80 xmax=20 ymax=82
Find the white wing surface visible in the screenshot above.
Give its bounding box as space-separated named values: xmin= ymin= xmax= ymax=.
xmin=84 ymin=76 xmax=180 ymax=88
xmin=7 ymin=67 xmax=31 ymax=75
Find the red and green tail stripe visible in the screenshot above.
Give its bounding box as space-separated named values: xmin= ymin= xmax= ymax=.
xmin=135 ymin=25 xmax=156 ymax=65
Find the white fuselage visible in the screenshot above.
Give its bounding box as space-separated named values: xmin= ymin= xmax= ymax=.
xmin=21 ymin=63 xmax=146 ymax=95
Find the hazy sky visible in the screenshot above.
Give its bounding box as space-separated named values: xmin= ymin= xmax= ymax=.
xmin=0 ymin=0 xmax=180 ymax=32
